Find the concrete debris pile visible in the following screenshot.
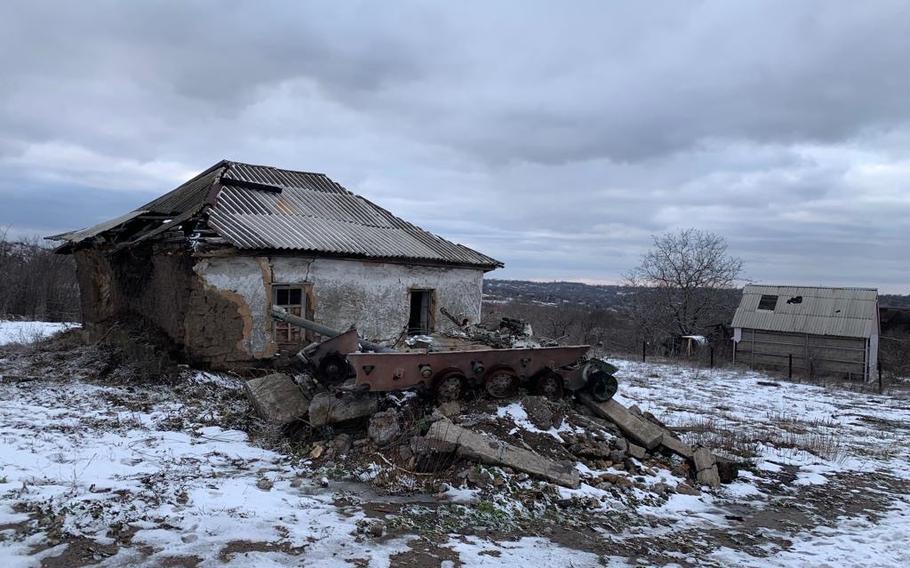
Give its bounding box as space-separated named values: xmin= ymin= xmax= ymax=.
xmin=244 ymin=371 xmax=739 ymax=504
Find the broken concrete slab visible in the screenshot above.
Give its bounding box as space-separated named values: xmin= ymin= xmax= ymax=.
xmin=243 ymin=373 xmax=310 ymax=425
xmin=693 ymin=447 xmax=721 ymax=488
xmin=659 ymin=432 xmax=695 ymax=460
xmin=578 ymin=394 xmax=663 ymax=450
xmin=426 ymin=419 xmax=580 ymax=488
xmin=308 ymin=391 xmax=378 ymax=427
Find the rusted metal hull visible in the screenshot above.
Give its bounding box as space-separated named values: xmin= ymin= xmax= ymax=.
xmin=346 ymin=345 xmax=591 ymax=392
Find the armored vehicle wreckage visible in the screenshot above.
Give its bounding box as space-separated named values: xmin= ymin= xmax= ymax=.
xmin=271 ymin=306 xmax=618 ymax=402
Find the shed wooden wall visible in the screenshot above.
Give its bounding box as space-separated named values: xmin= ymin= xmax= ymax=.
xmin=735 ymin=328 xmax=868 ymax=380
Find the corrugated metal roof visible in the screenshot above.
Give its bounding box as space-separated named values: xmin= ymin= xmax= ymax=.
xmin=731 ymin=284 xmax=879 ymax=338
xmin=48 ymin=209 xmax=148 ymax=243
xmin=48 ymin=160 xmax=503 ymax=270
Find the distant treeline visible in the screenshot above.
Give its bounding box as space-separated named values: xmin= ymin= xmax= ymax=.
xmin=0 ymin=233 xmax=80 ymax=322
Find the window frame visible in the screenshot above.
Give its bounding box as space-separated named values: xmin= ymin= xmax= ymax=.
xmin=272 ymin=282 xmax=314 ymax=345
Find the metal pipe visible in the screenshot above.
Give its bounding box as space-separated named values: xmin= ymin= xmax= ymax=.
xmin=270 ymin=305 xmax=391 ymax=352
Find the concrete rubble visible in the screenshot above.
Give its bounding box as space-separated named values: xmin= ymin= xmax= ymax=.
xmin=693 ymin=447 xmax=722 ymax=488
xmin=243 ymin=373 xmax=310 ymax=425
xmin=425 ymin=418 xmax=581 ymax=488
xmin=308 ymin=391 xmax=379 ymax=427
xmin=579 ymin=393 xmax=664 ymax=449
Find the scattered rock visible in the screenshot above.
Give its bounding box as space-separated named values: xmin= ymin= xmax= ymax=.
xmin=613 ymin=437 xmax=629 ymax=452
xmin=332 ymin=433 xmax=352 ymax=455
xmin=628 ymin=443 xmax=647 ymax=460
xmin=309 ymin=444 xmax=324 ymax=459
xmin=675 ymin=483 xmax=700 ymax=496
xmin=368 ymin=410 xmax=401 ymax=445
xmin=397 ymin=444 xmax=413 ymax=462
xmin=572 ymin=442 xmax=612 ymax=460
xmin=467 ymin=467 xmax=495 ymax=488
xmin=609 ymin=449 xmax=626 ymax=464
xmin=256 ymin=477 xmax=273 ymax=491
xmin=436 ymin=400 xmax=462 ymax=418
xmin=716 ymin=456 xmax=741 ymax=484
xmin=521 ymin=396 xmax=557 ymax=430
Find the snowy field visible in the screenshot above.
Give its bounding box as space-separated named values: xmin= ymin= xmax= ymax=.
xmin=0 ymin=321 xmax=79 ymax=346
xmin=1 ymin=322 xmax=908 ymax=566
xmin=606 ymin=359 xmax=910 ymax=567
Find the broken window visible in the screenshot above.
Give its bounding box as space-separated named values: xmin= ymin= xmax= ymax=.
xmin=757 ymin=294 xmax=778 ymax=311
xmin=273 ymin=285 xmax=306 ymax=344
xmin=408 ymin=289 xmax=435 ymax=335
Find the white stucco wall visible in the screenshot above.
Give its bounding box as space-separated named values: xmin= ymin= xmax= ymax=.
xmin=193 ymin=255 xmax=485 ymax=358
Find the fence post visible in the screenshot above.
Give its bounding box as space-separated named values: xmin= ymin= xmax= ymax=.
xmin=878 ymin=365 xmax=883 ymax=394
xmin=710 ymin=346 xmax=714 ymax=368
xmin=788 ymin=354 xmax=793 ymax=379
xmin=642 ymin=341 xmax=646 ymax=363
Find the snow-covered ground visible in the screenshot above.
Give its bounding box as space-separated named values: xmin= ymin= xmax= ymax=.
xmin=606 ymin=358 xmax=910 ymax=567
xmin=1 ymin=324 xmax=908 ymax=566
xmin=0 ymin=320 xmax=79 ymax=346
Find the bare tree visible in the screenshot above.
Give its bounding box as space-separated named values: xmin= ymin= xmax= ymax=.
xmin=0 ymin=228 xmax=80 ymax=322
xmin=626 ymin=228 xmax=743 ymax=338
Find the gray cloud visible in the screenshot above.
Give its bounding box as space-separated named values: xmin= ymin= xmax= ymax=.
xmin=1 ymin=1 xmax=908 ymax=291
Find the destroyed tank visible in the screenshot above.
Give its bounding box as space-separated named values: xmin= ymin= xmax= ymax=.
xmin=271 ymin=306 xmax=618 ymax=402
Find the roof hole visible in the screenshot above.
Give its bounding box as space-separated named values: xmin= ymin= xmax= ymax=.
xmin=757 ymin=294 xmax=778 ymax=311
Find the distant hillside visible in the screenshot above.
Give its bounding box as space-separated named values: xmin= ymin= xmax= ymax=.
xmin=482 ymin=279 xmax=633 ymax=309
xmin=484 ymin=279 xmax=910 ymax=310
xmin=880 ymin=294 xmax=910 ymax=308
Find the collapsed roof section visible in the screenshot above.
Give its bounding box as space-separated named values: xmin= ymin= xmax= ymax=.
xmin=49 ymin=160 xmax=503 ymax=271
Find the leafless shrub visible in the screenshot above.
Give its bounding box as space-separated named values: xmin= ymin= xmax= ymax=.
xmin=676 ymin=417 xmax=762 ymax=460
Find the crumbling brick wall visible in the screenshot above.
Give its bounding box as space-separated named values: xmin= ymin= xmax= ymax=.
xmin=73 ymin=246 xmax=251 ymax=369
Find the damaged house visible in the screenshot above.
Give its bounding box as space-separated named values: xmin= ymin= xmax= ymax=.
xmin=731 ymin=284 xmax=879 ymax=381
xmin=49 ymin=160 xmax=502 ymax=368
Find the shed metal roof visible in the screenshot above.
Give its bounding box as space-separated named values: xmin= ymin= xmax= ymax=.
xmin=49 ymin=160 xmax=502 ymax=270
xmin=731 ymin=284 xmax=879 ymax=339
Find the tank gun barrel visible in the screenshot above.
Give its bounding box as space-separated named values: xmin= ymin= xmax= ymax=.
xmin=270 ymin=306 xmax=391 ymax=353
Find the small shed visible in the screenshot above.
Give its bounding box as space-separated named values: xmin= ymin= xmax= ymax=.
xmin=731 ymin=285 xmax=879 ymax=381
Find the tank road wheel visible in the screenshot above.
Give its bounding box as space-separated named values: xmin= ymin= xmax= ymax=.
xmin=534 ymin=370 xmax=565 ymax=401
xmin=584 ymin=362 xmax=619 ymax=402
xmin=434 ymin=370 xmax=466 ymax=402
xmin=318 ymin=352 xmax=352 ymax=386
xmin=588 ymin=373 xmax=618 ymax=402
xmin=484 ymin=367 xmax=520 ymax=399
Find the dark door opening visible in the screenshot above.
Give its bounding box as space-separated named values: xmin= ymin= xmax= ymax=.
xmin=408 ymin=289 xmax=434 ymax=335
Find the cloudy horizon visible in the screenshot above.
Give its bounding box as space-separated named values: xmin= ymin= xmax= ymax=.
xmin=1 ymin=1 xmax=908 ymax=292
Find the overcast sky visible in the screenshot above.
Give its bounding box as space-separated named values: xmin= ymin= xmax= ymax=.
xmin=1 ymin=1 xmax=908 ymax=292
